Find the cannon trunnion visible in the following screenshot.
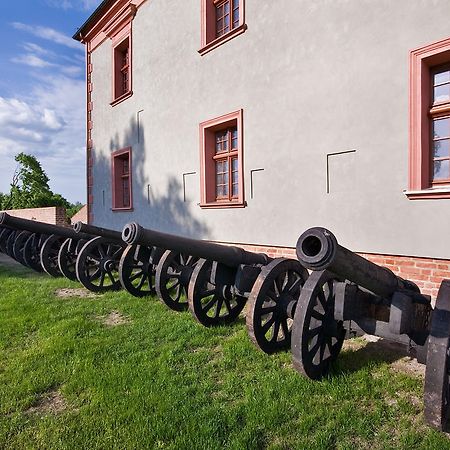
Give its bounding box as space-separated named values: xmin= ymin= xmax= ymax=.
xmin=293 ymin=227 xmax=449 ymax=431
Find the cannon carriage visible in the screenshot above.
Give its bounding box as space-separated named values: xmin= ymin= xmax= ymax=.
xmin=0 ymin=213 xmax=92 ymax=274
xmin=292 ymin=227 xmax=450 ymax=430
xmin=122 ymin=222 xmax=309 ymax=353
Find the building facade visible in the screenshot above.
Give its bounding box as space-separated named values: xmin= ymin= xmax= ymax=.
xmin=74 ymin=0 xmax=450 ymax=297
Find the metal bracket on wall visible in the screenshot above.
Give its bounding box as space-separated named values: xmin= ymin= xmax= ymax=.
xmin=250 ymin=168 xmax=264 ymax=199
xmin=102 ymin=190 xmax=105 ymax=207
xmin=147 ymin=184 xmax=151 ymax=204
xmin=182 ymin=172 xmax=196 ymax=202
xmin=137 ymin=109 xmax=144 ymax=143
xmin=326 ymin=150 xmax=356 ymax=194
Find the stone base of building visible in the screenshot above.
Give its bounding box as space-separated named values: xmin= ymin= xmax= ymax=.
xmin=222 ymin=242 xmax=450 ymax=300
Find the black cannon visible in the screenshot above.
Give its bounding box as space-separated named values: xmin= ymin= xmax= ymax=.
xmin=0 ymin=212 xmax=91 ymax=275
xmin=122 ymin=222 xmax=308 ymax=353
xmin=72 ymin=222 xmax=128 ymax=293
xmin=293 ymin=227 xmax=449 ymax=430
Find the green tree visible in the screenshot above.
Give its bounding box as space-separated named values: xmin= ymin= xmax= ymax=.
xmin=1 ymin=152 xmax=75 ymax=211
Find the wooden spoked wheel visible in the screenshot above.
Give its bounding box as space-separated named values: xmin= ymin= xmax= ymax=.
xmin=76 ymin=237 xmax=124 ymax=293
xmin=291 ymin=270 xmax=345 ymax=380
xmin=246 ymin=258 xmax=309 ymax=354
xmin=424 ymin=280 xmax=450 ymax=431
xmin=0 ymin=228 xmax=15 ymax=254
xmin=119 ymin=244 xmax=155 ymax=297
xmin=40 ymin=234 xmax=65 ymax=277
xmin=12 ymin=230 xmax=32 ymax=265
xmin=23 ymin=233 xmax=46 ymax=272
xmin=5 ymin=230 xmax=18 ymax=258
xmin=155 ymin=250 xmax=200 ymax=311
xmin=187 ymin=259 xmax=246 ymax=326
xmin=58 ymin=238 xmax=81 ymax=281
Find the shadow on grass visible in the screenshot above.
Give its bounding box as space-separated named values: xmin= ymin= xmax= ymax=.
xmin=0 ymin=254 xmax=43 ymax=279
xmin=333 ymin=338 xmax=409 ymax=376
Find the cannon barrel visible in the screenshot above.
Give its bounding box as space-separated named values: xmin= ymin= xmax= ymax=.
xmin=296 ymin=227 xmax=414 ymax=298
xmin=73 ymin=222 xmax=122 ymax=241
xmin=0 ymin=212 xmax=91 ymax=241
xmin=122 ymin=222 xmax=270 ymax=267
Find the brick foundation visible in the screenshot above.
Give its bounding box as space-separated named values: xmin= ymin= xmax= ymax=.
xmin=220 ymin=242 xmax=450 ymax=300
xmin=1 ymin=207 xmax=69 ymax=227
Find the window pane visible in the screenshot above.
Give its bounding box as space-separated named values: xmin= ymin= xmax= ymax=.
xmin=434 ymin=84 xmax=450 ymax=103
xmin=224 ymin=2 xmax=230 ymax=13
xmin=231 ymin=129 xmax=238 ymax=149
xmin=434 ymin=70 xmax=450 ymax=85
xmin=233 ymin=0 xmax=239 ymax=8
xmin=232 ymin=157 xmax=238 ymax=171
xmin=434 ymin=139 xmax=450 ymax=158
xmin=433 ymin=118 xmax=450 ymax=139
xmin=433 ymin=159 xmax=450 ymax=180
xmin=224 ymin=14 xmax=230 ymax=29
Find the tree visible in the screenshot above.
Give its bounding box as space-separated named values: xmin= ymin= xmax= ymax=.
xmin=1 ymin=152 xmax=74 ymax=211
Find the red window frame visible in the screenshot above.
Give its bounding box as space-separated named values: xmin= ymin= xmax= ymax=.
xmin=199 ymin=0 xmax=246 ymax=56
xmin=199 ymin=110 xmax=245 ymax=208
xmin=408 ymin=37 xmax=450 ymax=199
xmin=111 ymin=25 xmax=132 ymax=106
xmin=112 ymin=147 xmax=133 ymax=211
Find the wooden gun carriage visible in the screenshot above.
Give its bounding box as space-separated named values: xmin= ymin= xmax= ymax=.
xmin=293 ymin=227 xmax=450 ymax=430
xmin=122 ymin=222 xmax=309 ymax=353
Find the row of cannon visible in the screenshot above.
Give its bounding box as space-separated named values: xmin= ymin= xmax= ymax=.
xmin=0 ymin=212 xmax=449 ymax=431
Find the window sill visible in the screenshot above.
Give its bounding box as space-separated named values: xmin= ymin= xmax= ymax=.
xmin=110 ymin=90 xmax=133 ymax=107
xmin=112 ymin=207 xmax=134 ymax=212
xmin=404 ymin=187 xmax=450 ymax=199
xmin=199 ymin=200 xmax=246 ymax=209
xmin=198 ymin=24 xmax=247 ymax=56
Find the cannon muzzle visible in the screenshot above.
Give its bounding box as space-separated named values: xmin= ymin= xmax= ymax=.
xmin=122 ymin=221 xmax=270 ymax=268
xmin=296 ymin=227 xmax=414 ymax=298
xmin=73 ymin=222 xmax=122 ymax=241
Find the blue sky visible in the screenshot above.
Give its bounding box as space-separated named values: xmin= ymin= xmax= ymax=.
xmin=0 ymin=0 xmax=101 ymax=203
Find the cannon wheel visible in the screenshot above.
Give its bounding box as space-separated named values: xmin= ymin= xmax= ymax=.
xmin=23 ymin=233 xmax=46 ymax=272
xmin=76 ymin=236 xmax=124 ymax=293
xmin=187 ymin=259 xmax=246 ymax=326
xmin=246 ymin=258 xmax=309 ymax=354
xmin=0 ymin=228 xmax=15 ymax=254
xmin=40 ymin=234 xmax=65 ymax=277
xmin=5 ymin=230 xmax=18 ymax=258
xmin=291 ymin=270 xmax=345 ymax=380
xmin=156 ymin=250 xmax=200 ymax=311
xmin=13 ymin=230 xmax=32 ymax=265
xmin=58 ymin=238 xmax=80 ymax=281
xmin=119 ymin=244 xmax=155 ymax=297
xmin=424 ymin=280 xmax=450 ymax=431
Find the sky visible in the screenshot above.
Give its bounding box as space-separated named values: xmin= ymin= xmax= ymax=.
xmin=0 ymin=0 xmax=102 ymax=204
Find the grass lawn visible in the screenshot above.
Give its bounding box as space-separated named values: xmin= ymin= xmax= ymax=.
xmin=1 ymin=256 xmax=450 ymax=450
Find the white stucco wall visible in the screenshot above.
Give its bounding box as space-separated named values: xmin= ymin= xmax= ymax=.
xmin=90 ymin=0 xmax=450 ymax=259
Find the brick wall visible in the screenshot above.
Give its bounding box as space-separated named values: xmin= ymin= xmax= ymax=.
xmin=220 ymin=242 xmax=450 ymax=300
xmin=70 ymin=205 xmax=87 ymax=224
xmin=2 ymin=207 xmax=69 ymax=226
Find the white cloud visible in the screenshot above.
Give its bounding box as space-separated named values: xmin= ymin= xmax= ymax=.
xmin=0 ymin=76 xmax=86 ymax=203
xmin=45 ymin=0 xmax=100 ymax=11
xmin=11 ymin=54 xmax=55 ymax=68
xmin=22 ymin=42 xmax=51 ymax=55
xmin=11 ymin=22 xmax=82 ymax=50
xmin=60 ymin=65 xmax=83 ymax=76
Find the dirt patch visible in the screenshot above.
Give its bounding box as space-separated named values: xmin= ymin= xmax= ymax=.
xmin=55 ymin=288 xmax=96 ymax=299
xmin=26 ymin=390 xmax=67 ymax=415
xmin=96 ymin=310 xmax=130 ymax=327
xmin=390 ymin=356 xmax=425 ymax=378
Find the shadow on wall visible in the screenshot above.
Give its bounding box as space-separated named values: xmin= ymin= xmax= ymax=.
xmin=91 ymin=114 xmax=210 ymax=239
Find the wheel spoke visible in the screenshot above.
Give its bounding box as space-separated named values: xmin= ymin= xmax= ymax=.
xmin=262 ymin=315 xmax=276 ymax=334
xmin=214 ymin=298 xmax=224 ymax=318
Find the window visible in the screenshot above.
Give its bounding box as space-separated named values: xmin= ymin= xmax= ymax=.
xmin=408 ymin=37 xmax=450 ymax=199
xmin=112 ymin=148 xmax=132 ymax=210
xmin=199 ymin=110 xmax=245 ymax=208
xmin=199 ymin=0 xmax=246 ymax=56
xmin=111 ymin=31 xmax=132 ymax=105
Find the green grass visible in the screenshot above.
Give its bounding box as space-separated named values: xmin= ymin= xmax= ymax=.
xmin=1 ymin=259 xmax=450 ymax=450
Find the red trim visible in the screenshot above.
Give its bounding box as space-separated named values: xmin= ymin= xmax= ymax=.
xmin=111 ymin=147 xmax=133 ymax=211
xmin=199 ymin=0 xmax=246 ymax=56
xmin=408 ymin=37 xmax=450 ymax=199
xmin=199 ymin=109 xmax=245 ymax=208
xmin=111 ymin=24 xmax=132 ymax=105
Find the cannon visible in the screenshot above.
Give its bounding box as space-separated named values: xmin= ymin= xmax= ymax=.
xmin=0 ymin=213 xmax=92 ymax=274
xmin=72 ymin=222 xmax=127 ymax=293
xmin=122 ymin=222 xmax=308 ymax=353
xmin=293 ymin=227 xmax=449 ymax=430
